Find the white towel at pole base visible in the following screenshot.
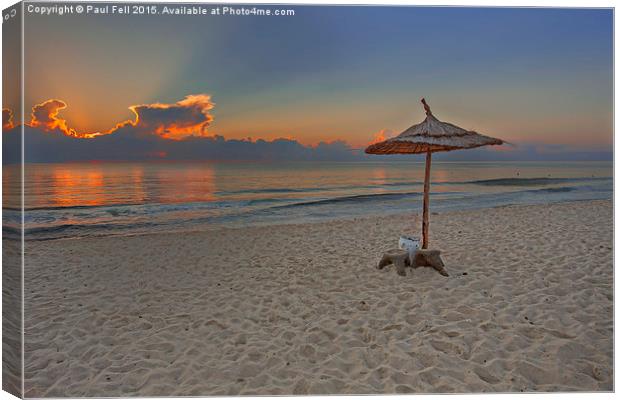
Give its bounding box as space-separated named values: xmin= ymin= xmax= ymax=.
xmin=399 ymin=236 xmax=420 ymax=264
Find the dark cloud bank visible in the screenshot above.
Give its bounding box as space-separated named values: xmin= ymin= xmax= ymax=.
xmin=2 ymin=124 xmax=611 ymax=164
xmin=2 ymin=125 xmax=362 ymax=163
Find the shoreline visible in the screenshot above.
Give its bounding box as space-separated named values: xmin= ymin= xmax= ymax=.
xmin=24 ymin=199 xmax=613 ymax=395
xmin=19 ymin=197 xmax=613 ymax=243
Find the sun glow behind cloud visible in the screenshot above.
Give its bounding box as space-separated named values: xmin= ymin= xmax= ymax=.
xmin=29 ymin=99 xmax=96 ymax=138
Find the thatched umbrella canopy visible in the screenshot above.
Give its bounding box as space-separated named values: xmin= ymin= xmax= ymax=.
xmin=365 ymin=98 xmax=504 ymax=249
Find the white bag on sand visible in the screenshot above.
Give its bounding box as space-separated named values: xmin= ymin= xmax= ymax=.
xmin=398 ymin=236 xmax=420 ymax=264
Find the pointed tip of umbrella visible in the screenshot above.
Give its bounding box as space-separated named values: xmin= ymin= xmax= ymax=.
xmin=421 ymin=98 xmax=432 ymax=116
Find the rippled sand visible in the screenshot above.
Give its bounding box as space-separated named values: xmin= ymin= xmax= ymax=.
xmin=23 ymin=200 xmax=613 ymax=396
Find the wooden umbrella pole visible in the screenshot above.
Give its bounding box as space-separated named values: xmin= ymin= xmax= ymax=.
xmin=422 ymin=150 xmax=432 ymax=249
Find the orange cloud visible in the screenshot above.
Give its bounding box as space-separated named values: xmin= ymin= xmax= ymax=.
xmin=127 ymin=94 xmax=215 ymax=140
xmin=30 ymin=99 xmax=76 ymax=136
xmin=2 ymin=108 xmax=14 ymax=130
xmin=29 ymin=99 xmax=99 ymax=138
xmin=19 ymin=94 xmax=215 ymax=140
xmin=369 ymin=129 xmax=395 ymax=145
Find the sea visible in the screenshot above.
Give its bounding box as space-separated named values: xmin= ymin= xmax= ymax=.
xmin=2 ymin=161 xmax=613 ymax=241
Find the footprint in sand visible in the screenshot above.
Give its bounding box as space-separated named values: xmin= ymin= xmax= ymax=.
xmin=429 ymin=340 xmax=468 ymax=359
xmin=473 ymin=366 xmax=501 ymax=384
xmin=299 ymin=344 xmax=317 ymax=361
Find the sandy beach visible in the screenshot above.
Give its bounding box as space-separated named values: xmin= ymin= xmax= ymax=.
xmin=23 ymin=199 xmax=613 ymax=396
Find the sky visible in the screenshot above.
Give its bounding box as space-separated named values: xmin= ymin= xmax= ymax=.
xmin=2 ymin=5 xmax=614 ymax=161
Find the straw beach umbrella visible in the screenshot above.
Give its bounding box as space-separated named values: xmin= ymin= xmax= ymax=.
xmin=365 ymin=98 xmax=504 ymax=249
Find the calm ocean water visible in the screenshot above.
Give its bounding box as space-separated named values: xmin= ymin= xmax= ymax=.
xmin=2 ymin=161 xmax=613 ymax=240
